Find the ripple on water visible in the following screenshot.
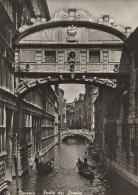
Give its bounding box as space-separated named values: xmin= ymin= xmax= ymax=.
xmin=9 ymin=138 xmax=138 ymax=195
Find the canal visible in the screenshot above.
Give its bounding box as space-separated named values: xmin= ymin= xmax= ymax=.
xmin=9 ymin=137 xmax=138 ymax=195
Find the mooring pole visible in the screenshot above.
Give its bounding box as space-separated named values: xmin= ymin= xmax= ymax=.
xmin=27 ymin=148 xmax=31 ymax=176
xmin=14 ymin=156 xmax=19 ymax=194
xmin=13 ymin=133 xmax=19 ymax=194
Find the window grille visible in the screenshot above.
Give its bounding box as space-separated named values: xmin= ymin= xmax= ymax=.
xmin=45 ymin=51 xmax=56 ymax=63
xmin=89 ymin=51 xmax=100 ymax=62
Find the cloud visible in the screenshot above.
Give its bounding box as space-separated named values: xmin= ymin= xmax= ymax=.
xmin=47 ymin=0 xmax=138 ymax=30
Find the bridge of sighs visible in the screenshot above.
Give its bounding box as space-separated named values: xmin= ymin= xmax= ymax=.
xmin=13 ymin=9 xmax=131 ymax=99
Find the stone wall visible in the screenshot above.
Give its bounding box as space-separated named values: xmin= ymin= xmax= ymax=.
xmin=94 ymin=28 xmax=138 ymax=186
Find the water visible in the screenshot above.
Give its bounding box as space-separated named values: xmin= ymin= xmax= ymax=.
xmin=8 ymin=137 xmax=138 ymax=195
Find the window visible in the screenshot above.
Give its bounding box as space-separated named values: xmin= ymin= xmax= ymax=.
xmin=0 ymin=106 xmax=4 ymax=126
xmin=45 ymin=51 xmax=56 ymax=63
xmin=79 ymin=108 xmax=81 ymax=114
xmin=26 ymin=130 xmax=31 ymax=144
xmin=130 ymin=125 xmax=136 ymax=154
xmin=0 ymin=129 xmax=4 ymax=153
xmin=89 ymin=51 xmax=100 ymax=62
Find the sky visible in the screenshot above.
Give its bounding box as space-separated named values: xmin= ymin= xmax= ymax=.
xmin=48 ymin=0 xmax=138 ymax=103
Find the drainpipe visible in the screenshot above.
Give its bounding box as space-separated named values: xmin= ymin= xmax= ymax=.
xmin=103 ymin=119 xmax=106 ymax=167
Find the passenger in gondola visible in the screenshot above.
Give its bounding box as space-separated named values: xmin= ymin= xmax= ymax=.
xmin=85 ymin=147 xmax=88 ymax=155
xmin=84 ymin=157 xmax=88 ymax=169
xmin=78 ymin=157 xmax=81 ymax=164
xmin=46 ymin=161 xmax=52 ymax=168
xmin=40 ymin=156 xmax=44 ymax=163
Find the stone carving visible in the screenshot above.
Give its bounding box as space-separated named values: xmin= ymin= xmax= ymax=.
xmin=50 ymin=9 xmax=69 ymax=21
xmin=59 ymin=75 xmax=64 ymax=80
xmin=98 ymin=18 xmax=104 ymax=24
xmin=71 ymin=73 xmax=75 ymax=79
xmin=114 ymin=64 xmax=119 ymax=72
xmin=68 ymin=50 xmax=76 ymax=72
xmin=18 ymin=9 xmax=130 ymax=37
xmin=17 ymin=77 xmax=30 ymax=89
xmin=75 ymin=9 xmax=95 ymax=22
xmin=67 ymin=25 xmax=78 ymax=42
xmin=67 ymin=25 xmax=77 ymax=37
xmin=92 ymin=77 xmax=117 ymax=88
xmin=109 ymin=18 xmax=114 ymax=25
xmin=82 ymin=75 xmax=86 ymax=80
xmin=36 ymin=79 xmax=41 ymax=85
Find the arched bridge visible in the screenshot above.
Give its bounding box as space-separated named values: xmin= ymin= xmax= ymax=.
xmin=13 ymin=8 xmax=130 ymax=100
xmin=60 ymin=129 xmax=95 ymax=142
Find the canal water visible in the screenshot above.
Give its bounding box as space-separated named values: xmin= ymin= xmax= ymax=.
xmin=9 ymin=137 xmax=138 ymax=195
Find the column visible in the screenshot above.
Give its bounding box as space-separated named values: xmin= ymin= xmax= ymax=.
xmin=5 ymin=109 xmax=14 ymax=182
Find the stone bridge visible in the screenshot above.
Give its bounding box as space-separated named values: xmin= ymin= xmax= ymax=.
xmin=60 ymin=129 xmax=95 ymax=142
xmin=13 ymin=8 xmax=130 ymax=101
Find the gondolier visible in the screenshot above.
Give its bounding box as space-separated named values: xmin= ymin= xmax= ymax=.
xmin=76 ymin=158 xmax=94 ymax=180
xmin=35 ymin=152 xmax=41 ymax=165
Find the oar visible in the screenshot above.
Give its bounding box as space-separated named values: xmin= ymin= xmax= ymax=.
xmin=72 ymin=165 xmax=77 ymax=170
xmin=53 ymin=169 xmax=58 ymax=174
xmin=52 ymin=165 xmax=59 ymax=174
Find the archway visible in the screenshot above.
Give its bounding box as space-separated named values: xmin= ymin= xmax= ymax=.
xmin=12 ymin=8 xmax=130 ymax=177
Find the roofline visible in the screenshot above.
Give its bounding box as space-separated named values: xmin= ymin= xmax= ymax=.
xmin=13 ymin=20 xmax=127 ymax=45
xmin=36 ymin=0 xmax=50 ymax=21
xmin=125 ymin=27 xmax=138 ymax=50
xmin=23 ymin=0 xmax=36 ymax=18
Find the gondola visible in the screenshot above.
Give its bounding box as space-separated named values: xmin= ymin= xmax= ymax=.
xmin=62 ymin=136 xmax=68 ymax=142
xmin=36 ymin=160 xmax=53 ymax=174
xmin=76 ymin=158 xmax=94 ymax=180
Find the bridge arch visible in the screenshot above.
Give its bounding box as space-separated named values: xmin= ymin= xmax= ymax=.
xmin=61 ymin=129 xmax=94 ymax=142
xmin=13 ymin=20 xmax=127 ymax=45
xmin=13 ymin=9 xmax=129 ymax=45
xmin=13 ymin=8 xmax=130 ymax=103
xmin=16 ymin=76 xmax=118 ymax=102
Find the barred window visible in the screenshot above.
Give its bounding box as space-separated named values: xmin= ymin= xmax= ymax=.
xmin=45 ymin=51 xmax=56 ymax=63
xmin=89 ymin=51 xmax=100 ymax=62
xmin=0 ymin=129 xmax=4 ymax=153
xmin=0 ymin=106 xmax=4 ymax=126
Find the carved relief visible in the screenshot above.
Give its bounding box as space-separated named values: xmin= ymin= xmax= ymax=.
xmin=18 ymin=9 xmax=130 ymax=38
xmin=50 ymin=9 xmax=96 ymax=22
xmin=75 ymin=9 xmax=95 ymax=22
xmin=50 ymin=9 xmax=69 ymax=21
xmin=67 ymin=25 xmax=77 ymax=37
xmin=17 ymin=77 xmax=30 ymax=89
xmin=67 ymin=25 xmax=78 ymax=42
xmin=68 ymin=50 xmax=76 ymax=72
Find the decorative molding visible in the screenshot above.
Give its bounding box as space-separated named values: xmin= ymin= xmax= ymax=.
xmin=18 ymin=9 xmax=130 ymax=37
xmin=67 ymin=25 xmax=77 ymax=37
xmin=16 ymin=76 xmax=118 ymax=98
xmin=50 ymin=9 xmax=96 ymax=22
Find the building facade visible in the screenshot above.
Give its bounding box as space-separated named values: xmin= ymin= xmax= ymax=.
xmin=1 ymin=1 xmax=138 ymax=192
xmin=74 ymin=93 xmax=85 ymax=129
xmin=0 ymin=0 xmax=23 ymax=191
xmin=84 ymin=85 xmax=98 ymax=131
xmin=57 ymin=88 xmax=67 ymax=131
xmin=13 ymin=85 xmax=58 ymax=176
xmin=94 ymin=28 xmax=138 ymax=186
xmin=0 ymin=0 xmax=58 ymax=193
xmin=66 ymin=102 xmax=75 ymax=129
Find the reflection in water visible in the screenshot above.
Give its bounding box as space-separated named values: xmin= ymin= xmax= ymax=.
xmin=9 ymin=137 xmax=138 ymax=195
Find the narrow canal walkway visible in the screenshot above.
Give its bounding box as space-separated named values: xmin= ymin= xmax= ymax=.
xmin=8 ymin=137 xmax=138 ymax=195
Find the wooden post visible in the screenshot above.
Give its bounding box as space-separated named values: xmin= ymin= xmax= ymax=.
xmin=58 ymin=129 xmax=61 ymax=144
xmin=27 ymin=148 xmax=31 ymax=176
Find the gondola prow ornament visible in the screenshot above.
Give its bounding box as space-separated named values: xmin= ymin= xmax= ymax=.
xmin=68 ymin=50 xmax=76 ymax=72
